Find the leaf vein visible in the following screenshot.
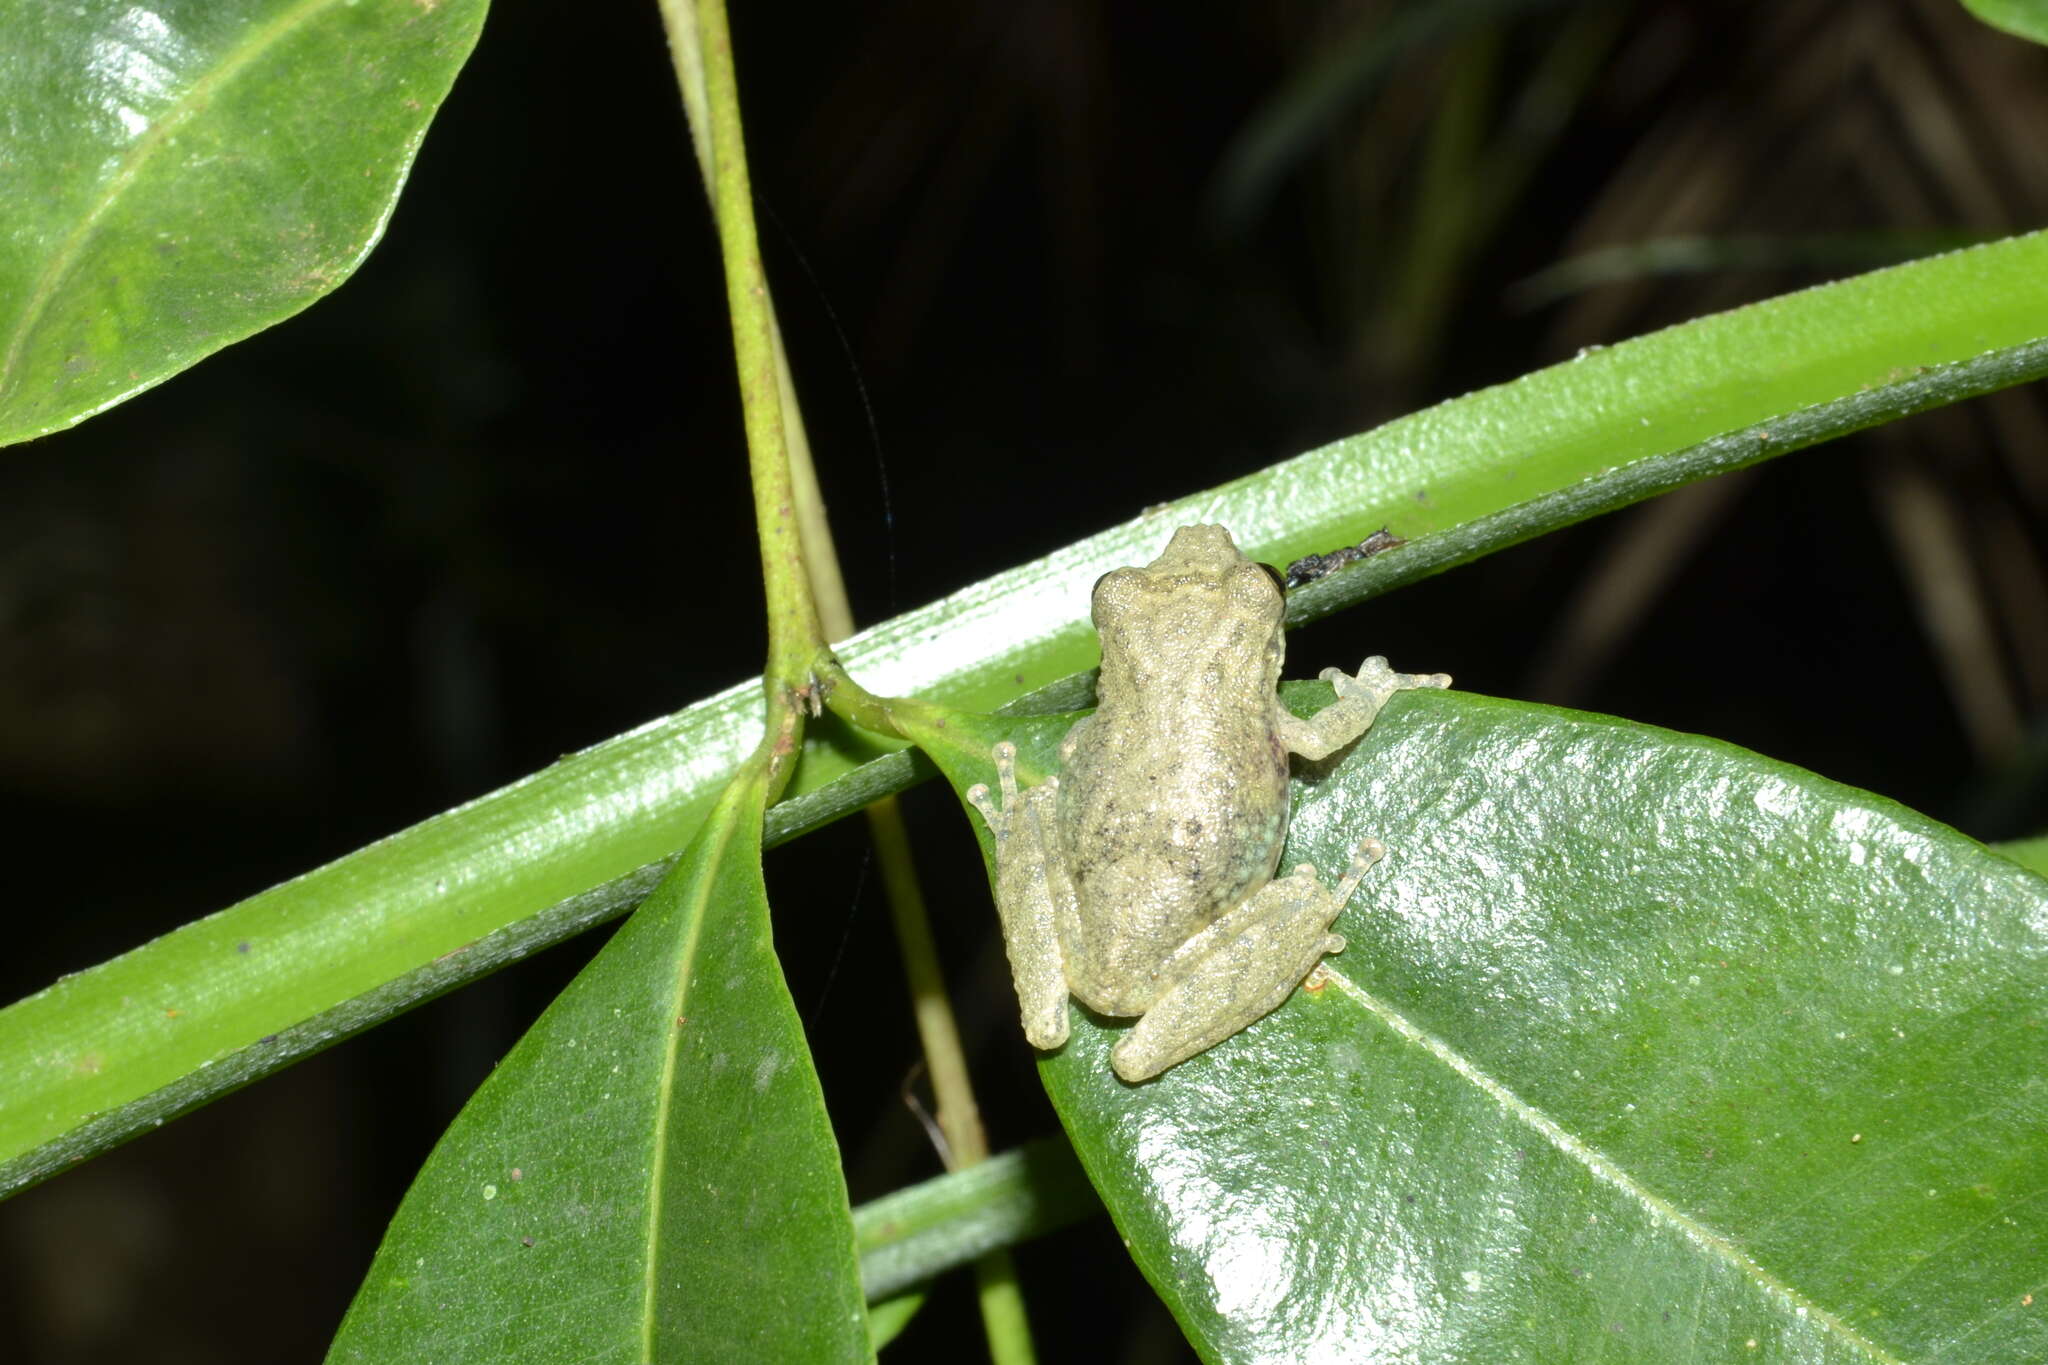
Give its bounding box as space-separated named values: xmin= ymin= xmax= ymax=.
xmin=0 ymin=0 xmax=347 ymax=405
xmin=1321 ymin=965 xmax=1902 ymax=1362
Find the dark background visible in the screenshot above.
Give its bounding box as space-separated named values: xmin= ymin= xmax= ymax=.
xmin=3 ymin=0 xmax=2046 ymax=1359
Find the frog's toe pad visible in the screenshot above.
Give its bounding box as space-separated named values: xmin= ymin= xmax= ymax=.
xmin=1021 ymin=999 xmax=1071 ymax=1052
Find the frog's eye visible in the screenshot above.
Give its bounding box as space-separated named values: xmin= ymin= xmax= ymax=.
xmin=1092 ymin=566 xmax=1142 ymax=615
xmin=1225 ymin=559 xmax=1284 ymax=612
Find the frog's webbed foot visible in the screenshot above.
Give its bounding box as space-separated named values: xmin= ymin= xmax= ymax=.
xmin=966 ymin=741 xmax=1072 ymax=1051
xmin=1279 ymin=655 xmax=1451 ymax=762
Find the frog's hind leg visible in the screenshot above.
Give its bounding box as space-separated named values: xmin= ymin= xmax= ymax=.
xmin=1109 ymin=837 xmax=1383 ymax=1082
xmin=967 ymin=743 xmax=1073 ymax=1050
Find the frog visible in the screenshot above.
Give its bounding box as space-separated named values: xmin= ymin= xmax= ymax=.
xmin=966 ymin=523 xmax=1450 ymax=1081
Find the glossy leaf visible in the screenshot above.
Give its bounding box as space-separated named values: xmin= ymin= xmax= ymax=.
xmin=1959 ymin=0 xmax=2048 ymax=45
xmin=327 ymin=768 xmax=870 ymax=1363
xmin=7 ymin=232 xmax=2048 ymax=1199
xmin=936 ymin=685 xmax=2048 ymax=1360
xmin=0 ymin=0 xmax=488 ymax=446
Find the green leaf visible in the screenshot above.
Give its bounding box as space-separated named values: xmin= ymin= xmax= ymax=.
xmin=1959 ymin=0 xmax=2048 ymax=45
xmin=1994 ymin=834 xmax=2048 ymax=879
xmin=6 ymin=232 xmax=2048 ymax=1200
xmin=864 ymin=1292 xmax=924 ymax=1352
xmin=982 ymin=686 xmax=2048 ymax=1360
xmin=327 ymin=768 xmax=870 ymax=1363
xmin=0 ymin=0 xmax=488 ymax=447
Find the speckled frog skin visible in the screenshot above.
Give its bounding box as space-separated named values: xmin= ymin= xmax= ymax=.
xmin=969 ymin=524 xmax=1450 ymax=1081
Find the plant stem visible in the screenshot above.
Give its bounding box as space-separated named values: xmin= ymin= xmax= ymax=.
xmin=658 ymin=5 xmax=1035 ymax=1355
xmin=689 ymin=0 xmax=820 ymax=693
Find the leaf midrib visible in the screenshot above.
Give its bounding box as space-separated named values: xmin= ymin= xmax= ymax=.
xmin=0 ymin=0 xmax=347 ymax=405
xmin=638 ymin=779 xmax=755 ymax=1362
xmin=1320 ymin=965 xmax=1902 ymax=1361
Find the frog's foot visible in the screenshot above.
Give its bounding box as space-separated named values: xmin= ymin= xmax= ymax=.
xmin=1322 ymin=655 xmax=1453 ymax=709
xmin=1281 ymin=656 xmax=1450 ymax=762
xmin=967 ymin=741 xmax=1052 ymax=843
xmin=1109 ymin=868 xmax=1349 ymax=1082
xmin=1330 ymin=835 xmax=1386 ymax=906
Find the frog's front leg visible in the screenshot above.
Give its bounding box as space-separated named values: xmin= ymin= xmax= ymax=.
xmin=1111 ymin=836 xmax=1386 ymax=1082
xmin=966 ymin=742 xmax=1074 ymax=1050
xmin=1277 ymin=655 xmax=1451 ymax=761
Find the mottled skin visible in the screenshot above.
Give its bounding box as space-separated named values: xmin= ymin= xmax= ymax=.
xmin=969 ymin=524 xmax=1450 ymax=1081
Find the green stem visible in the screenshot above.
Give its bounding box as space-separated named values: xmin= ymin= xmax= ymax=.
xmin=658 ymin=9 xmax=1028 ymax=1355
xmin=692 ymin=0 xmax=821 ymax=693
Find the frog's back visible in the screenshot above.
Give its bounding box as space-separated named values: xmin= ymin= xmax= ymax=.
xmin=1057 ymin=706 xmax=1290 ymax=1014
xmin=1058 ymin=522 xmax=1296 ymax=1015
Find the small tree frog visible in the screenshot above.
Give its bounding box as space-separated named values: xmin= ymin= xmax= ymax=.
xmin=967 ymin=523 xmax=1449 ymax=1081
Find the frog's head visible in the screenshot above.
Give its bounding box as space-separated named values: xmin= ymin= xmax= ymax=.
xmin=1093 ymin=524 xmax=1286 ymax=636
xmin=1150 ymin=523 xmax=1243 ymax=574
